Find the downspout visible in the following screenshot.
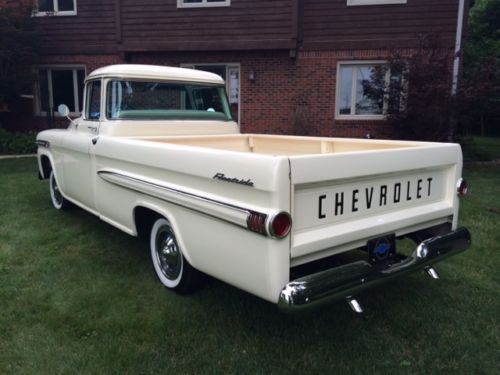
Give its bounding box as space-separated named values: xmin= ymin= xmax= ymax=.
xmin=448 ymin=0 xmax=466 ymax=141
xmin=451 ymin=0 xmax=466 ymax=95
xmin=115 ymin=0 xmax=122 ymax=43
xmin=290 ymin=0 xmax=300 ymax=58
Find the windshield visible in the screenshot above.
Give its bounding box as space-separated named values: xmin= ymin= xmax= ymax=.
xmin=106 ymin=80 xmax=232 ymax=121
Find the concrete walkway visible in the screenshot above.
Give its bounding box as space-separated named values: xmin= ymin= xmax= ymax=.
xmin=465 ymin=159 xmax=500 ymax=166
xmin=0 ymin=154 xmax=37 ymax=160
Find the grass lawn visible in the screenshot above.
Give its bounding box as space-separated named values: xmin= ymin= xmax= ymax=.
xmin=463 ymin=136 xmax=500 ymax=161
xmin=0 ymin=158 xmax=499 ymax=374
xmin=473 ymin=137 xmax=500 ymax=160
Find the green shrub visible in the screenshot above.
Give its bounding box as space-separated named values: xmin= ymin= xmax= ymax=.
xmin=0 ymin=128 xmax=37 ymax=155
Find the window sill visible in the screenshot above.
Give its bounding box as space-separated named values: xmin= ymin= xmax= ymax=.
xmin=177 ymin=3 xmax=230 ymax=8
xmin=33 ymin=11 xmax=77 ymax=17
xmin=36 ymin=112 xmax=81 ymax=117
xmin=335 ymin=114 xmax=386 ymax=121
xmin=347 ymin=0 xmax=406 ymax=6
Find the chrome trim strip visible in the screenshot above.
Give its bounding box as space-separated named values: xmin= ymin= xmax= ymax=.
xmin=98 ymin=170 xmax=249 ymax=213
xmin=278 ymin=227 xmax=471 ymax=312
xmin=97 ymin=170 xmax=269 ymax=234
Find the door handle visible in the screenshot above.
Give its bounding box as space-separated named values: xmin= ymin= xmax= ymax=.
xmin=87 ymin=126 xmax=98 ymax=132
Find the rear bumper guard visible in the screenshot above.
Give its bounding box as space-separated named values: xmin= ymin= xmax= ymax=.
xmin=278 ymin=227 xmax=471 ymax=312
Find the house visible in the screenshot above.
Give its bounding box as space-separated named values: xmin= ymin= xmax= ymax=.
xmin=18 ymin=0 xmax=469 ymax=138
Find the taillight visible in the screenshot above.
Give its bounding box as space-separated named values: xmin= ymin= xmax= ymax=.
xmin=247 ymin=211 xmax=292 ymax=238
xmin=269 ymin=212 xmax=292 ymax=239
xmin=457 ymin=178 xmax=468 ymax=197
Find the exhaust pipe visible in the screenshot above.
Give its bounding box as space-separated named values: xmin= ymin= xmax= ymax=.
xmin=425 ymin=266 xmax=440 ymax=280
xmin=346 ymin=297 xmax=363 ymax=314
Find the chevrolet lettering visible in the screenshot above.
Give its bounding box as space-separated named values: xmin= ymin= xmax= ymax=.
xmin=316 ymin=175 xmax=437 ymax=220
xmin=36 ymin=65 xmax=471 ymax=313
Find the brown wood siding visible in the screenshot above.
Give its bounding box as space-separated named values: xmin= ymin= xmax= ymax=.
xmin=301 ymin=0 xmax=460 ymax=50
xmin=119 ymin=0 xmax=294 ymax=51
xmin=35 ymin=0 xmax=117 ymax=54
xmin=33 ymin=0 xmax=464 ymax=54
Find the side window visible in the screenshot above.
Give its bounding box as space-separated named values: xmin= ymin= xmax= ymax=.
xmin=35 ymin=66 xmax=85 ymax=116
xmin=86 ymin=80 xmax=101 ymax=121
xmin=35 ymin=0 xmax=77 ymax=16
xmin=336 ymin=62 xmax=405 ymax=119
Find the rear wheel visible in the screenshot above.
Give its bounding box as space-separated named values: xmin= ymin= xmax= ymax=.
xmin=150 ymin=218 xmax=204 ymax=294
xmin=49 ymin=171 xmax=72 ymax=210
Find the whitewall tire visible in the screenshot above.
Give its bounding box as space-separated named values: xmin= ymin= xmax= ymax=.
xmin=150 ymin=218 xmax=204 ymax=294
xmin=49 ymin=171 xmax=71 ymax=210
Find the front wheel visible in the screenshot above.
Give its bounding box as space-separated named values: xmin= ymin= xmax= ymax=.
xmin=49 ymin=171 xmax=72 ymax=210
xmin=150 ymin=218 xmax=204 ymax=294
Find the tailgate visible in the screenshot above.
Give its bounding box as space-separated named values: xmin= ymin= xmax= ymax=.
xmin=289 ymin=143 xmax=463 ymax=266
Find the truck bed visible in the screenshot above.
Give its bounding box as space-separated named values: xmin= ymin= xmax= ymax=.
xmin=135 ymin=134 xmax=423 ymax=156
xmin=129 ymin=133 xmax=462 ymax=267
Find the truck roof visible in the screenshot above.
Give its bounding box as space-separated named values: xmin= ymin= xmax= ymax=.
xmin=86 ymin=64 xmax=225 ymax=85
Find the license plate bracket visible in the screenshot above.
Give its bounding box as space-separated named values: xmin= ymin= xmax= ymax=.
xmin=368 ymin=234 xmax=396 ymax=264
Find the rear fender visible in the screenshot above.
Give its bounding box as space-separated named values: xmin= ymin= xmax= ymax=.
xmin=132 ymin=200 xmax=195 ymax=266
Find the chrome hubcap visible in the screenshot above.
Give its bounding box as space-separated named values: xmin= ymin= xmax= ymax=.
xmin=155 ymin=227 xmax=181 ymax=280
xmin=51 ymin=175 xmax=63 ymax=205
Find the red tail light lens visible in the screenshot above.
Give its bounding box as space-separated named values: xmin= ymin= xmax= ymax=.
xmin=247 ymin=211 xmax=292 ymax=238
xmin=457 ymin=178 xmax=468 ymax=197
xmin=269 ymin=212 xmax=292 ymax=239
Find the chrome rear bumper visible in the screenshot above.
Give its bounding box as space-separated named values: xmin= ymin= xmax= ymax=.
xmin=278 ymin=227 xmax=471 ymax=312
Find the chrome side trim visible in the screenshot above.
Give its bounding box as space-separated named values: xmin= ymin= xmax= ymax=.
xmin=36 ymin=140 xmax=50 ymax=148
xmin=278 ymin=227 xmax=471 ymax=312
xmin=97 ymin=169 xmax=271 ymax=234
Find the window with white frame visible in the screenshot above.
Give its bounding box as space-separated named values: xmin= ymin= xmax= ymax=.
xmin=347 ymin=0 xmax=406 ymax=6
xmin=177 ymin=0 xmax=230 ymax=8
xmin=336 ymin=62 xmax=404 ymax=119
xmin=35 ymin=66 xmax=86 ymax=116
xmin=34 ymin=0 xmax=77 ymax=16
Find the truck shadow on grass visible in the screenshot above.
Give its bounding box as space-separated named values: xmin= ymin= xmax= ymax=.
xmin=4 ymin=204 xmax=489 ymax=373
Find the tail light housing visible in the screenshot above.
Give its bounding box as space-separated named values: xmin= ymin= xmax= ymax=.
xmin=457 ymin=178 xmax=468 ymax=197
xmin=247 ymin=211 xmax=267 ymax=235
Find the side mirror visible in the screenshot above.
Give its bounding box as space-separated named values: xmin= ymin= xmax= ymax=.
xmin=57 ymin=103 xmax=77 ymax=128
xmin=57 ymin=104 xmax=70 ymax=117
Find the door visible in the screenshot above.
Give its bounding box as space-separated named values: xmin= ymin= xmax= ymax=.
xmin=62 ymin=79 xmax=101 ymax=211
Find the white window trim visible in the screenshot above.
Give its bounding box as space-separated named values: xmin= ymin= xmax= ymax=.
xmin=347 ymin=0 xmax=406 ymax=6
xmin=34 ymin=65 xmax=86 ymax=117
xmin=33 ymin=0 xmax=77 ymax=17
xmin=181 ymin=63 xmax=241 ymax=123
xmin=335 ymin=60 xmax=390 ymax=120
xmin=177 ymin=0 xmax=230 ymax=9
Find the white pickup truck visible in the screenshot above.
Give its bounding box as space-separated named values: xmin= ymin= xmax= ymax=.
xmin=36 ymin=64 xmax=471 ymax=312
